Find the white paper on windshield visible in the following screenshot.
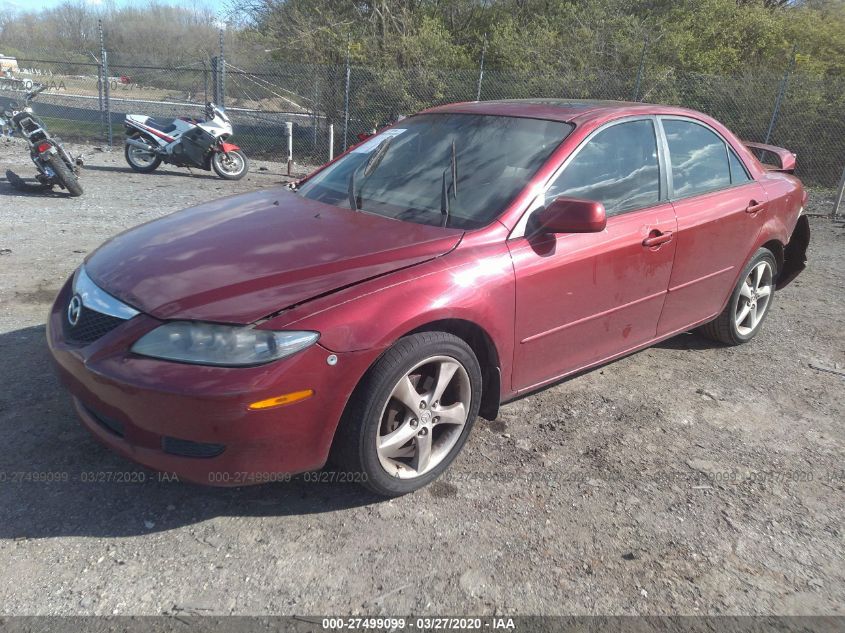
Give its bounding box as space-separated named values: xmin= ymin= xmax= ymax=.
xmin=351 ymin=128 xmax=407 ymax=153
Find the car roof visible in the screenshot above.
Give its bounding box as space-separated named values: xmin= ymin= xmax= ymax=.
xmin=424 ymin=99 xmax=703 ymax=125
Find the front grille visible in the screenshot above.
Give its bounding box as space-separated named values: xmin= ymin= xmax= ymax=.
xmin=162 ymin=436 xmax=225 ymax=459
xmin=83 ymin=404 xmax=125 ymax=437
xmin=63 ymin=304 xmax=126 ymax=345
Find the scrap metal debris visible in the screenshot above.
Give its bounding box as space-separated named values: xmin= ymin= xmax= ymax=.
xmin=5 ymin=169 xmax=52 ymax=192
xmin=808 ymin=362 xmax=845 ymax=378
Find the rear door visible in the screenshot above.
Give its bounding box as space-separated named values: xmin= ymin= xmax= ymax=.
xmin=655 ymin=117 xmax=768 ymax=335
xmin=509 ymin=117 xmax=678 ymax=391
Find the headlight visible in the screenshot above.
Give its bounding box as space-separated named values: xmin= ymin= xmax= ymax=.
xmin=131 ymin=322 xmax=319 ymax=367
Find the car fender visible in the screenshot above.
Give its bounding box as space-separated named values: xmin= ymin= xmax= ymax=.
xmin=755 ymin=172 xmax=807 ymax=265
xmin=715 ymin=175 xmax=805 ymax=316
xmin=757 ymin=175 xmax=801 ymax=246
xmin=260 ymin=235 xmax=517 ymax=400
xmin=755 ymin=210 xmax=790 ymax=256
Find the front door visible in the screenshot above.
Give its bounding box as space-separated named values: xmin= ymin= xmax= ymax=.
xmin=509 ymin=117 xmax=678 ymax=391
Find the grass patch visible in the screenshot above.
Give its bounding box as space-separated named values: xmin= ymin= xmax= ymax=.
xmin=37 ymin=116 xmax=106 ymax=143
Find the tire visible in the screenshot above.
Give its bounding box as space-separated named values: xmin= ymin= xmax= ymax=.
xmin=332 ymin=332 xmax=482 ymax=497
xmin=211 ymin=149 xmax=249 ymax=180
xmin=124 ymin=138 xmax=162 ymax=173
xmin=46 ymin=154 xmax=83 ymax=197
xmin=698 ymin=248 xmax=777 ymax=345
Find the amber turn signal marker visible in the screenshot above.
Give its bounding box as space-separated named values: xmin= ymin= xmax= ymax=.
xmin=248 ymin=389 xmax=314 ymax=410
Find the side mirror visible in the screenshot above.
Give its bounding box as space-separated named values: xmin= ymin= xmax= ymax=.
xmin=536 ymin=197 xmax=607 ymax=233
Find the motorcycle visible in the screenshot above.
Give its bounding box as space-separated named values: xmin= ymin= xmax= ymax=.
xmin=123 ymin=102 xmax=249 ymax=180
xmin=1 ymin=84 xmax=84 ymax=196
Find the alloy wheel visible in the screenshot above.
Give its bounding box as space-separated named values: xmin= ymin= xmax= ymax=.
xmin=735 ymin=261 xmax=773 ymax=336
xmin=376 ymin=355 xmax=471 ymax=479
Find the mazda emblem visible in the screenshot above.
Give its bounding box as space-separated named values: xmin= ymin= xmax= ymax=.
xmin=67 ymin=294 xmax=82 ymax=326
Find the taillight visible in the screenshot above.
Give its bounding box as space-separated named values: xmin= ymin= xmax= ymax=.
xmin=37 ymin=142 xmax=52 ymax=153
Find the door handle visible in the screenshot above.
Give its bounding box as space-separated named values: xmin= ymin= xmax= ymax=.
xmin=746 ymin=200 xmax=766 ymax=214
xmin=642 ymin=230 xmax=673 ymax=248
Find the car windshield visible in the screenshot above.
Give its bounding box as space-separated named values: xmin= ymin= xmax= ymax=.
xmin=296 ymin=113 xmax=573 ymax=229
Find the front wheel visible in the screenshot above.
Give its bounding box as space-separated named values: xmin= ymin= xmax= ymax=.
xmin=211 ymin=149 xmax=248 ymax=180
xmin=45 ymin=154 xmax=83 ymax=197
xmin=332 ymin=332 xmax=482 ymax=497
xmin=698 ymin=248 xmax=776 ymax=345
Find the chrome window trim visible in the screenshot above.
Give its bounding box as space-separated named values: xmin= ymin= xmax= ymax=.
xmin=509 ymin=115 xmax=665 ymax=239
xmin=73 ymin=267 xmax=140 ymax=320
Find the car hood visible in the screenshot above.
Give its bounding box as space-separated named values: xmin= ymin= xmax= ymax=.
xmin=85 ymin=188 xmax=462 ymax=324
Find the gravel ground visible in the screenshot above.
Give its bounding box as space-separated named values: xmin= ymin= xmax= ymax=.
xmin=0 ymin=139 xmax=843 ymax=616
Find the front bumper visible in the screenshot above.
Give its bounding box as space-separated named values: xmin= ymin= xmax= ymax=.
xmin=47 ymin=277 xmax=378 ymax=486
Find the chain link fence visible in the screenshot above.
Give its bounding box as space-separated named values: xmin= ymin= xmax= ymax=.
xmin=2 ymin=48 xmax=843 ymax=213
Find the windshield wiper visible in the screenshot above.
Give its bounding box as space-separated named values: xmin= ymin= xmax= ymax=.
xmin=348 ymin=136 xmax=394 ymax=211
xmin=440 ymin=139 xmax=458 ymax=227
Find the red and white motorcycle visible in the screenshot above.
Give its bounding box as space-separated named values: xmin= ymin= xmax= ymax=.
xmin=123 ymin=102 xmax=249 ymax=180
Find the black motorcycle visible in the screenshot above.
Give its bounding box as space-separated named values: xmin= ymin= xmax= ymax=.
xmin=1 ymin=84 xmax=84 ymax=196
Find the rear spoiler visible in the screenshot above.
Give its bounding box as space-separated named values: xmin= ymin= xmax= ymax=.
xmin=743 ymin=141 xmax=796 ymax=174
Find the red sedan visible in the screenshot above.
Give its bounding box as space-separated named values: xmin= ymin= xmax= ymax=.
xmin=48 ymin=100 xmax=810 ymax=496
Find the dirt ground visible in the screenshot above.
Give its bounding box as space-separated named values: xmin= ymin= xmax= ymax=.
xmin=0 ymin=139 xmax=843 ymax=617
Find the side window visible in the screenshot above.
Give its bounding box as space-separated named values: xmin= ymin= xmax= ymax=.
xmin=728 ymin=147 xmax=752 ymax=184
xmin=546 ymin=119 xmax=660 ymax=216
xmin=663 ymin=119 xmax=731 ymax=197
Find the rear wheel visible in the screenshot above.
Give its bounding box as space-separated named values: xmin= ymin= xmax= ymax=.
xmin=211 ymin=149 xmax=248 ymax=180
xmin=332 ymin=332 xmax=481 ymax=497
xmin=699 ymin=248 xmax=776 ymax=345
xmin=124 ymin=138 xmax=162 ymax=173
xmin=45 ymin=154 xmax=83 ymax=197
